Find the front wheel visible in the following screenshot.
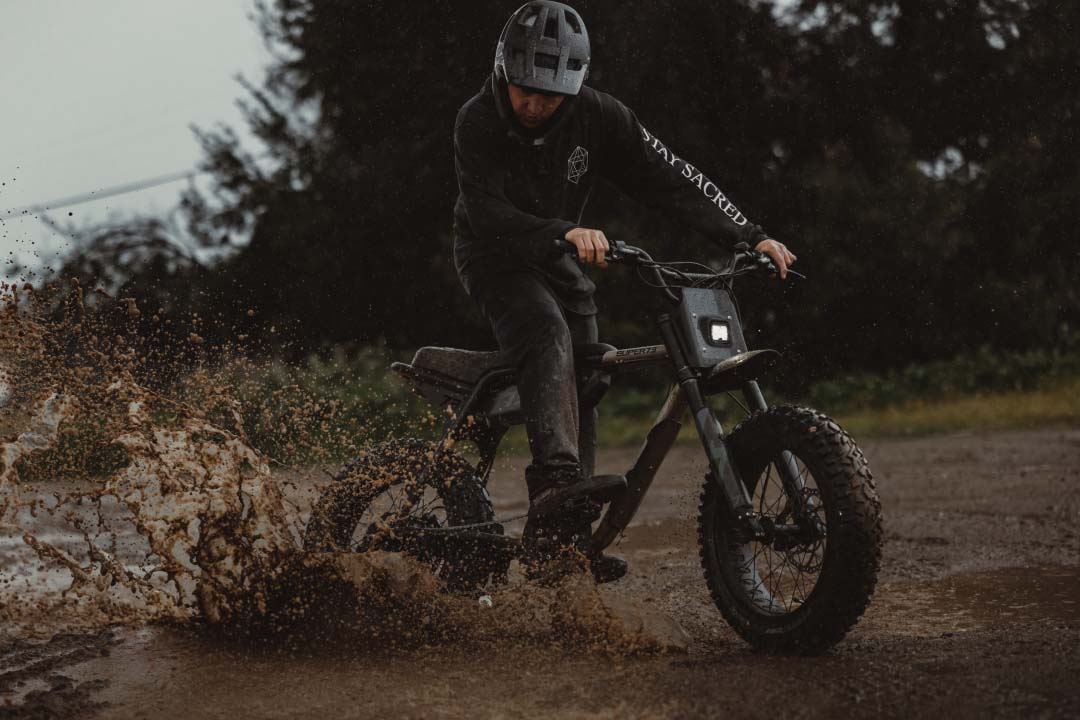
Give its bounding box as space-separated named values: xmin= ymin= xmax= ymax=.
xmin=698 ymin=406 xmax=882 ymax=654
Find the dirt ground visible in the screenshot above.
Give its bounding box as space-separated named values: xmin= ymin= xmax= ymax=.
xmin=2 ymin=427 xmax=1078 ymax=719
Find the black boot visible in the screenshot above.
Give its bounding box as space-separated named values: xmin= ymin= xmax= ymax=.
xmin=588 ymin=553 xmax=628 ymax=584
xmin=522 ymin=494 xmax=599 ymax=573
xmin=523 ymin=470 xmax=629 ymax=583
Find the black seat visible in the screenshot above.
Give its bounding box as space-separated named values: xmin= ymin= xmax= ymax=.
xmin=410 ymin=347 xmax=511 ymax=384
xmin=411 ymin=341 xmax=617 ymax=385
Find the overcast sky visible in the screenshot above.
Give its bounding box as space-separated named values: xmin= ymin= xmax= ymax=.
xmin=0 ymin=1 xmax=269 ymax=277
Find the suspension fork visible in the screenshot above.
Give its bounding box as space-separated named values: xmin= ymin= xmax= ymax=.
xmin=657 ymin=314 xmax=759 ymax=532
xmin=742 ymin=380 xmax=808 ymax=514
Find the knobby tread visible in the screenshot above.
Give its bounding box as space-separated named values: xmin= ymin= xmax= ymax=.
xmin=697 ymin=405 xmax=883 ymax=654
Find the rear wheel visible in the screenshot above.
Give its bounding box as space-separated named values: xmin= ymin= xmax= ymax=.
xmin=698 ymin=406 xmax=882 ymax=653
xmin=305 ymin=437 xmax=507 ymax=590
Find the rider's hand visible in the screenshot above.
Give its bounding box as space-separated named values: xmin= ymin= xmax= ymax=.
xmin=565 ymin=227 xmax=610 ymax=267
xmin=755 ymin=238 xmax=797 ymax=280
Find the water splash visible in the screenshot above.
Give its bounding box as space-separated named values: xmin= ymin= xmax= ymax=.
xmin=0 ymin=281 xmax=684 ymax=655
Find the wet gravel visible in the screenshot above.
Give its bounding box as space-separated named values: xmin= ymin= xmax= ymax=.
xmin=2 ymin=428 xmax=1078 ymax=719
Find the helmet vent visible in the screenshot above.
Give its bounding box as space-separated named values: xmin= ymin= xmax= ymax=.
xmin=564 ymin=11 xmax=582 ymax=34
xmin=521 ymin=10 xmax=538 ymax=27
xmin=544 ymin=16 xmax=559 ymax=39
xmin=567 ymin=58 xmax=584 ymax=71
xmin=534 ymin=53 xmax=559 ymax=70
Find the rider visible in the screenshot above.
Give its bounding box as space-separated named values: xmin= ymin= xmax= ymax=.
xmin=452 ymin=1 xmax=796 ymax=575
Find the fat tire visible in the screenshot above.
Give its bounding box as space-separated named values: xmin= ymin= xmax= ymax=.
xmin=698 ymin=405 xmax=882 ymax=654
xmin=305 ymin=437 xmax=502 ymax=588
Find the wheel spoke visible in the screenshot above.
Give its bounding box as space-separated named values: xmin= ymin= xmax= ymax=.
xmin=738 ymin=448 xmax=827 ymax=617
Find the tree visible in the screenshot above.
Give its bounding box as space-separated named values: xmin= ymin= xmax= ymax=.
xmin=180 ymin=0 xmax=1077 ymax=386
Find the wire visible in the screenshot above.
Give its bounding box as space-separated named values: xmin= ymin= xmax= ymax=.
xmin=0 ymin=168 xmax=204 ymax=221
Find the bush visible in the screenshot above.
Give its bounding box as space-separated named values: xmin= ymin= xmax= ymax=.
xmin=806 ymin=335 xmax=1080 ymax=413
xmin=183 ymin=335 xmax=1080 ymax=460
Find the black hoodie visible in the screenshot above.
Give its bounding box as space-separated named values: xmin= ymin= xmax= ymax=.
xmin=452 ymin=75 xmax=768 ymax=315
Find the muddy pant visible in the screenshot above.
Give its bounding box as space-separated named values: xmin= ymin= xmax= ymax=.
xmin=468 ymin=272 xmax=597 ymax=498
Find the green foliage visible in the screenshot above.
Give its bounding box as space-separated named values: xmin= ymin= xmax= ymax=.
xmin=832 ymin=376 xmax=1080 ymax=438
xmin=226 ymin=345 xmax=435 ymax=464
xmin=12 ymin=419 xmax=130 ymax=484
xmin=170 ymin=336 xmax=1080 ymax=465
xmin=807 ymin=336 xmax=1080 ymax=411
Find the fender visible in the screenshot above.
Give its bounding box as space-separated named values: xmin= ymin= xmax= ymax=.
xmin=699 ymin=349 xmax=781 ymax=395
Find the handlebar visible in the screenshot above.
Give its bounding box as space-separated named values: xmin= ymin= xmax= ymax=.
xmin=552 ymin=238 xmax=784 ymax=282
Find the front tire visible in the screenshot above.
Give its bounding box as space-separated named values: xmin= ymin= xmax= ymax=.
xmin=698 ymin=406 xmax=882 ymax=653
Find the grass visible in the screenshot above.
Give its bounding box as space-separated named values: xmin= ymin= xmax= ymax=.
xmin=582 ymin=338 xmax=1080 ymax=445
xmin=576 ymin=374 xmax=1080 ymax=449
xmin=832 ymin=375 xmax=1080 ymax=438
xmin=495 ymin=376 xmax=1080 ymax=456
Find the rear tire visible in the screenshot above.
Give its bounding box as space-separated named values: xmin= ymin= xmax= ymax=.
xmin=698 ymin=406 xmax=882 ymax=654
xmin=305 ymin=437 xmax=505 ymax=590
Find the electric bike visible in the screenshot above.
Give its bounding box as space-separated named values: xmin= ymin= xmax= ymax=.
xmin=306 ymin=240 xmax=882 ymax=653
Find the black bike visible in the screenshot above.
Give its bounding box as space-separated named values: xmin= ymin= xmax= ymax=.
xmin=306 ymin=240 xmax=882 ymax=654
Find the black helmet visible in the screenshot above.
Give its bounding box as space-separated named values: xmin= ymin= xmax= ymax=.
xmin=494 ymin=2 xmax=590 ymax=96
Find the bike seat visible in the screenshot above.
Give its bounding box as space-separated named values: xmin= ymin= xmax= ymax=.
xmin=411 ymin=346 xmax=511 ymax=384
xmin=411 ymin=342 xmax=617 ymax=385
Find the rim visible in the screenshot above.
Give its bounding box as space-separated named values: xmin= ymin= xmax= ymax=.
xmin=724 ymin=452 xmax=828 ymax=616
xmin=349 ymin=477 xmax=449 ymax=552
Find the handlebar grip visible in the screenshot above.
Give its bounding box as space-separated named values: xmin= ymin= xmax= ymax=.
xmin=552 ymin=238 xmax=577 ymax=256
xmin=552 ymin=237 xmax=636 ymax=264
xmin=732 ymin=245 xmax=778 ymax=273
xmin=753 ymin=252 xmax=778 ymax=274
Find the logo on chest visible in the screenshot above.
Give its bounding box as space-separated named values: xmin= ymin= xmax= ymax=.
xmin=567 ymin=145 xmax=589 ymax=184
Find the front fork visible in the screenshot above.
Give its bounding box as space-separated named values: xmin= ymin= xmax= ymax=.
xmin=657 ymin=315 xmax=805 ymax=539
xmin=742 ymin=382 xmax=807 ymax=504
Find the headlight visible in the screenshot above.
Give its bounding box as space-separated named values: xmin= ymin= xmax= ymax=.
xmin=708 ymin=320 xmax=729 ymax=344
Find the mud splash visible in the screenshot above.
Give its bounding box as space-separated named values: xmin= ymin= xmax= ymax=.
xmin=0 ymin=377 xmax=302 ymax=635
xmin=0 ymin=282 xmax=680 ymax=656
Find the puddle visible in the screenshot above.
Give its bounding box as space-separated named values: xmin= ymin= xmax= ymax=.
xmin=932 ymin=565 xmax=1080 ymax=626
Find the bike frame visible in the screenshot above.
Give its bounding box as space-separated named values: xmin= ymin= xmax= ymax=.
xmin=398 ymin=242 xmax=807 ymax=550
xmin=587 ymin=325 xmax=779 ymax=552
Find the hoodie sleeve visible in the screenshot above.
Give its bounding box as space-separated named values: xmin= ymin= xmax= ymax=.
xmin=454 ymin=108 xmax=578 ymax=263
xmin=595 ymin=92 xmax=768 ymax=249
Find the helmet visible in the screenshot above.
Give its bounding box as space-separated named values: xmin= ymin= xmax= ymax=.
xmin=494 ymin=2 xmax=590 ymax=96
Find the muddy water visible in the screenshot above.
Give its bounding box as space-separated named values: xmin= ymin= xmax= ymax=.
xmin=1 ymin=430 xmax=1076 ymax=718
xmin=0 ymin=286 xmax=705 ymax=720
xmin=932 ymin=565 xmax=1080 ymax=626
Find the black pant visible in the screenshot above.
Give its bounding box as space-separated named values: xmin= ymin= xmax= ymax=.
xmin=468 ymin=272 xmax=597 ymax=497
